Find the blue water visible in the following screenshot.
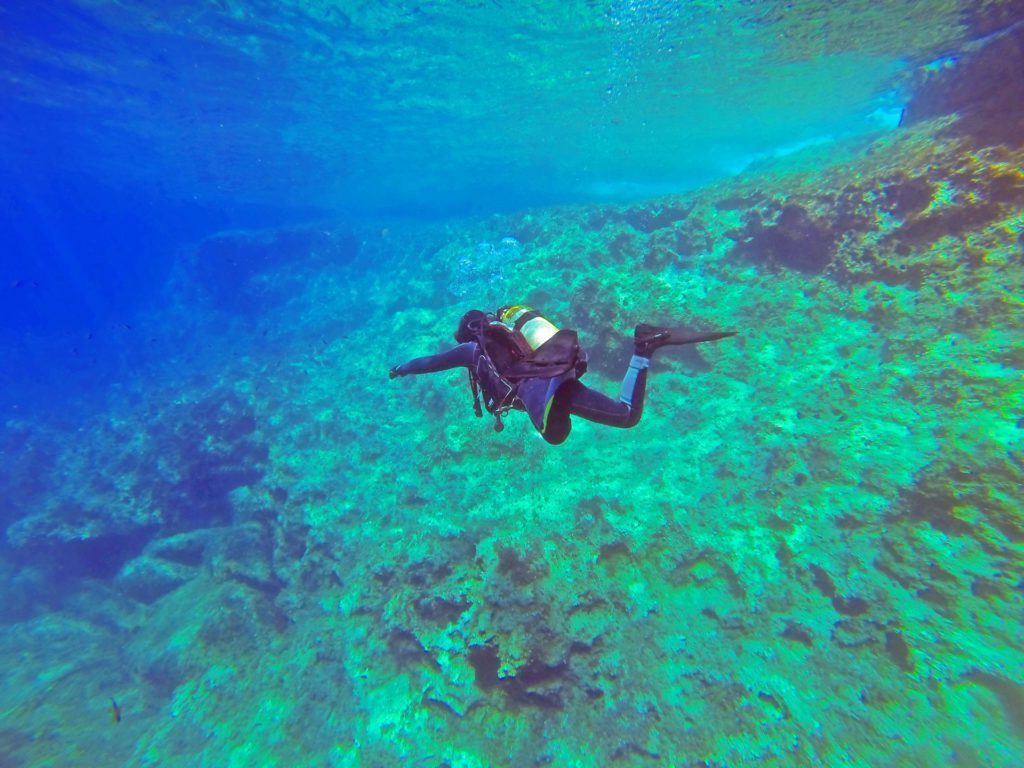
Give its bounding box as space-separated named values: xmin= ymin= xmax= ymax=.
xmin=1 ymin=1 xmax=925 ymax=355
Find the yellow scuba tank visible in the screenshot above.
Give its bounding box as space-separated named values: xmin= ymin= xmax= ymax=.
xmin=496 ymin=305 xmax=560 ymax=354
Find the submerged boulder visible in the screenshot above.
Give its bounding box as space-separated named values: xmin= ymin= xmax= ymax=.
xmin=4 ymin=501 xmax=159 ymax=580
xmin=726 ymin=202 xmax=837 ymax=274
xmin=113 ymin=523 xmax=279 ymax=605
xmin=113 ymin=554 xmax=194 ymax=604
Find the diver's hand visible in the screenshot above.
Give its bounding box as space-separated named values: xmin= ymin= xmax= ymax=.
xmin=389 ymin=366 xmax=401 ymax=379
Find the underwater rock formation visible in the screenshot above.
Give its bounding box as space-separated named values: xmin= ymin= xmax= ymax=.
xmin=5 ymin=501 xmax=159 ymax=580
xmin=904 ymin=13 xmax=1024 ymax=147
xmin=726 ymin=201 xmax=837 ymax=273
xmin=187 ymin=227 xmax=360 ymax=312
xmin=1 ymin=386 xmax=272 ymax=615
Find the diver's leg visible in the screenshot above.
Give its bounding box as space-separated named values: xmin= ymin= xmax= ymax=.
xmin=568 ymin=325 xmax=737 ymax=429
xmin=565 ymin=353 xmax=650 ymax=428
xmin=540 ymin=384 xmax=574 ymax=444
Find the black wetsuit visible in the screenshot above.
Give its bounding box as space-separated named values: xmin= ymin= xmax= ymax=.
xmin=393 ymin=342 xmax=650 ymax=445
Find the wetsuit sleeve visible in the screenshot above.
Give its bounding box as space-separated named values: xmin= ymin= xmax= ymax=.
xmin=392 ymin=342 xmax=477 ymax=376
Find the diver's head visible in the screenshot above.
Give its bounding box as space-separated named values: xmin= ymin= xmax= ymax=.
xmin=455 ymin=309 xmax=487 ymax=343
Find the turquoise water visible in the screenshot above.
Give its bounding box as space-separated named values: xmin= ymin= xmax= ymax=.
xmin=2 ymin=1 xmax=928 ymax=218
xmin=1 ymin=2 xmax=1023 ymax=766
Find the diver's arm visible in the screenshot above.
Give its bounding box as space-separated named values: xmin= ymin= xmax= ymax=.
xmin=389 ymin=342 xmax=477 ymax=378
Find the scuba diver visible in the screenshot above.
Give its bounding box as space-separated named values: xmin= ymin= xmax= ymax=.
xmin=389 ymin=305 xmax=737 ymax=445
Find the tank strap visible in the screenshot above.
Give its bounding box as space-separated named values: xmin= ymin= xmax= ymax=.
xmin=468 ymin=368 xmax=483 ymax=418
xmin=468 ymin=347 xmax=518 ymax=432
